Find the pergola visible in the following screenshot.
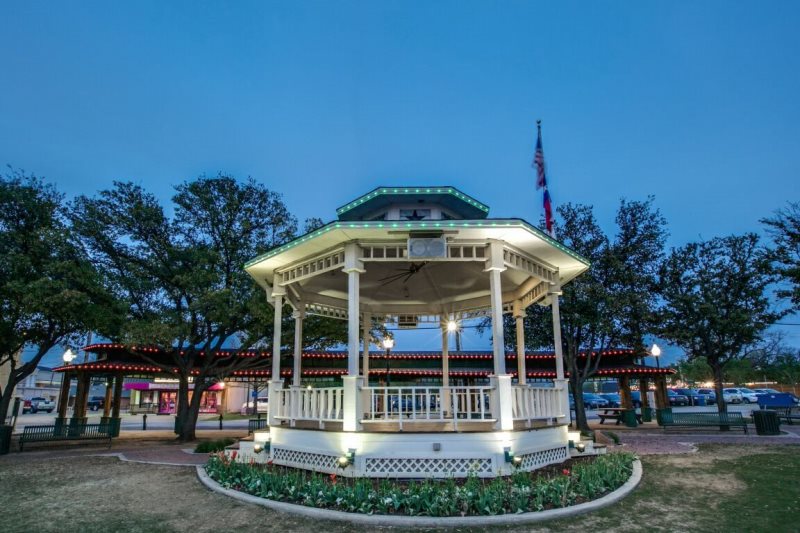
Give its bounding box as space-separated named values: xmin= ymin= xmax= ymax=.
xmin=242 ymin=186 xmax=591 ymax=477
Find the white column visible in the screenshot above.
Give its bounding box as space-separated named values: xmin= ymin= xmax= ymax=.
xmin=362 ymin=312 xmax=371 ymax=382
xmin=486 ymin=240 xmax=507 ymax=376
xmin=292 ymin=310 xmax=304 ymax=387
xmin=513 ymin=300 xmax=526 ymax=386
xmin=486 ymin=240 xmax=512 ymax=431
xmin=271 ymin=290 xmax=284 ymax=380
xmin=550 ymin=280 xmax=569 ymax=420
xmin=268 ymin=286 xmax=286 ymax=426
xmin=441 ymin=316 xmax=451 ymax=415
xmin=342 ymin=243 xmax=365 ymax=432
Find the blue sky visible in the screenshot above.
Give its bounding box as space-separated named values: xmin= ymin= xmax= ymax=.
xmin=2 ymin=1 xmax=799 ymax=365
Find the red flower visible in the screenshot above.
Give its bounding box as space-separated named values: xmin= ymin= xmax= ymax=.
xmin=329 ymin=473 xmax=337 ymax=485
xmin=562 ymin=468 xmax=571 ymax=476
xmin=267 ymin=459 xmax=274 ymax=466
xmin=231 ymin=451 xmax=237 ymax=461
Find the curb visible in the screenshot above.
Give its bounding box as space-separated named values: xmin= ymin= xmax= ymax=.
xmin=98 ymin=452 xmax=204 ymax=468
xmin=195 ymin=459 xmax=642 ymax=527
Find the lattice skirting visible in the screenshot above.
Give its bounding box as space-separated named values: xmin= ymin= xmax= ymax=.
xmin=363 ymin=457 xmax=493 ymax=477
xmin=518 ymin=445 xmax=569 ymax=471
xmin=272 ymin=447 xmax=340 ymax=473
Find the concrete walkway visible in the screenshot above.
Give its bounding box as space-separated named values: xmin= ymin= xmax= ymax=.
xmin=590 ymin=420 xmax=800 ymax=454
xmin=0 ymin=429 xmax=246 ymax=466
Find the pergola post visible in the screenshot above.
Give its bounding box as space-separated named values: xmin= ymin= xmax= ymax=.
xmin=513 ymin=301 xmax=526 ymax=386
xmin=71 ymin=373 xmax=90 ymax=424
xmin=655 ymin=374 xmax=671 ymax=425
xmin=292 ymin=310 xmax=304 ymax=387
xmin=618 ymin=375 xmax=637 ymax=427
xmin=110 ymin=374 xmax=123 ymax=436
xmin=487 ymin=240 xmax=512 ymax=430
xmin=102 ymin=379 xmax=113 ymax=417
xmin=268 ymin=286 xmax=286 ymax=427
xmin=441 ymin=317 xmax=451 ymax=416
xmin=639 ymin=378 xmax=652 ymax=422
xmin=55 ymin=372 xmax=72 ymax=429
xmin=342 ymin=243 xmax=364 ymax=432
xmin=549 ymin=281 xmax=570 ymax=422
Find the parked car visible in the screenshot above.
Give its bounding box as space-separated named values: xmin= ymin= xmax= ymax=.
xmin=581 ymin=393 xmax=610 ymax=409
xmin=598 ymin=393 xmax=621 ymax=407
xmin=722 ymin=388 xmax=745 ymax=404
xmin=29 ymin=397 xmax=55 ymax=413
xmin=697 ymin=388 xmax=741 ymax=404
xmin=21 ymin=399 xmax=33 ymax=414
xmin=667 ymin=390 xmax=690 ymax=407
xmin=728 ymin=388 xmax=759 ymax=404
xmin=86 ymin=396 xmax=105 ymax=411
xmin=672 ymin=388 xmax=715 ymax=406
xmin=568 ymin=394 xmax=606 ymax=410
xmin=753 ymin=388 xmax=781 ymax=395
xmin=240 ymin=397 xmax=269 ymax=415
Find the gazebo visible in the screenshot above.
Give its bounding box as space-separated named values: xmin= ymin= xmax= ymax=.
xmin=242 ymin=186 xmax=590 ymax=477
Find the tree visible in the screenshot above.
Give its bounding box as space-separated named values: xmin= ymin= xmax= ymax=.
xmin=507 ymin=198 xmax=667 ymax=432
xmin=73 ymin=175 xmax=302 ymax=441
xmin=658 ymin=234 xmax=784 ymax=416
xmin=674 ymin=357 xmax=713 ymax=385
xmin=762 ymin=202 xmax=800 ymax=309
xmin=0 ymin=169 xmax=118 ymax=424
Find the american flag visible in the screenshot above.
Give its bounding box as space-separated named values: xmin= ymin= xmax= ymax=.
xmin=532 ymin=121 xmax=554 ymax=235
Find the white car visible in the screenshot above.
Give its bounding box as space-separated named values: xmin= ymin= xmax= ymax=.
xmin=729 ymin=388 xmax=760 ymax=404
xmin=722 ymin=388 xmax=744 ymax=404
xmin=240 ymin=397 xmax=269 ymax=415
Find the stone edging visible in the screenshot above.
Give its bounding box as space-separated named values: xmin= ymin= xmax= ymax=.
xmin=195 ymin=459 xmax=642 ymax=527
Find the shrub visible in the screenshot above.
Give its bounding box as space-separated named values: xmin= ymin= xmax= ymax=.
xmin=195 ymin=438 xmax=235 ymax=453
xmin=204 ymin=451 xmax=636 ymax=517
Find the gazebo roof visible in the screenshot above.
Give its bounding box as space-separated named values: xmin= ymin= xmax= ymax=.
xmin=335 ymin=186 xmax=491 ymax=221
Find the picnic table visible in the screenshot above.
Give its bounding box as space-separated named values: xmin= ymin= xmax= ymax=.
xmin=598 ymin=407 xmax=643 ymax=425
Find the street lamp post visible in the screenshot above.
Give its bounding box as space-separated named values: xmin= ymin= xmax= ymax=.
xmin=382 ymin=337 xmax=394 ymax=386
xmin=650 ymin=343 xmax=661 ymax=370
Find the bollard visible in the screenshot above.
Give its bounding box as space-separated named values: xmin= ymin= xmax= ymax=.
xmin=142 ymin=414 xmax=147 ymax=431
xmin=219 ymin=413 xmax=223 ymax=430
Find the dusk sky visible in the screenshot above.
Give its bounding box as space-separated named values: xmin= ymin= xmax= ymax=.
xmin=2 ymin=1 xmax=799 ymax=365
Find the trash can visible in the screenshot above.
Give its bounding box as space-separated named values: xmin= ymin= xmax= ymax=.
xmin=753 ymin=409 xmax=780 ymax=436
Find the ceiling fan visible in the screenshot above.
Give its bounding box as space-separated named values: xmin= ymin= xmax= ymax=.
xmin=378 ymin=261 xmax=428 ymax=287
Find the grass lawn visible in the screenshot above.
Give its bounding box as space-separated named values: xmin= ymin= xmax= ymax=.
xmin=0 ymin=444 xmax=797 ymax=532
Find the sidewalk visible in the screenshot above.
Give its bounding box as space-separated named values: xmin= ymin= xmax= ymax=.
xmin=590 ymin=420 xmax=800 ymax=454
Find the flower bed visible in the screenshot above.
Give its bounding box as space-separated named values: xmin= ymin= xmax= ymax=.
xmin=204 ymin=452 xmax=636 ymax=517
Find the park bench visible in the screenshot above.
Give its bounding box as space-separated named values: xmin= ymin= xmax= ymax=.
xmin=248 ymin=418 xmax=268 ymax=434
xmin=757 ymin=393 xmax=800 ymax=425
xmin=19 ymin=423 xmax=113 ymax=452
xmin=660 ymin=411 xmax=748 ymax=433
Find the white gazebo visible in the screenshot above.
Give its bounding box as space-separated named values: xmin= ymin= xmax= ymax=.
xmin=243 ymin=186 xmax=590 ymax=477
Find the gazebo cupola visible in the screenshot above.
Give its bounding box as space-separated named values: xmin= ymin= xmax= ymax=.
xmin=244 ymin=185 xmax=590 ymax=478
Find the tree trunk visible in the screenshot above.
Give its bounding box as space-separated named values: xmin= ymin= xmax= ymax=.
xmin=176 ymin=375 xmax=190 ymax=440
xmin=179 ymin=383 xmax=208 ymax=442
xmin=571 ymin=376 xmax=590 ymax=433
xmin=0 ymin=382 xmax=14 ymax=425
xmin=712 ymin=363 xmax=730 ymax=431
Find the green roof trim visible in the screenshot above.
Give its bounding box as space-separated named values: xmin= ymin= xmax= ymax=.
xmin=335 ymin=186 xmax=490 ymax=216
xmin=244 ymin=218 xmax=590 ymax=269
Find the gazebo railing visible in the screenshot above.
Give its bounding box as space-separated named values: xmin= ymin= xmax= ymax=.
xmin=511 ymin=385 xmax=564 ymax=424
xmin=362 ymin=386 xmax=494 ymax=429
xmin=273 ymin=387 xmax=344 ymax=427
